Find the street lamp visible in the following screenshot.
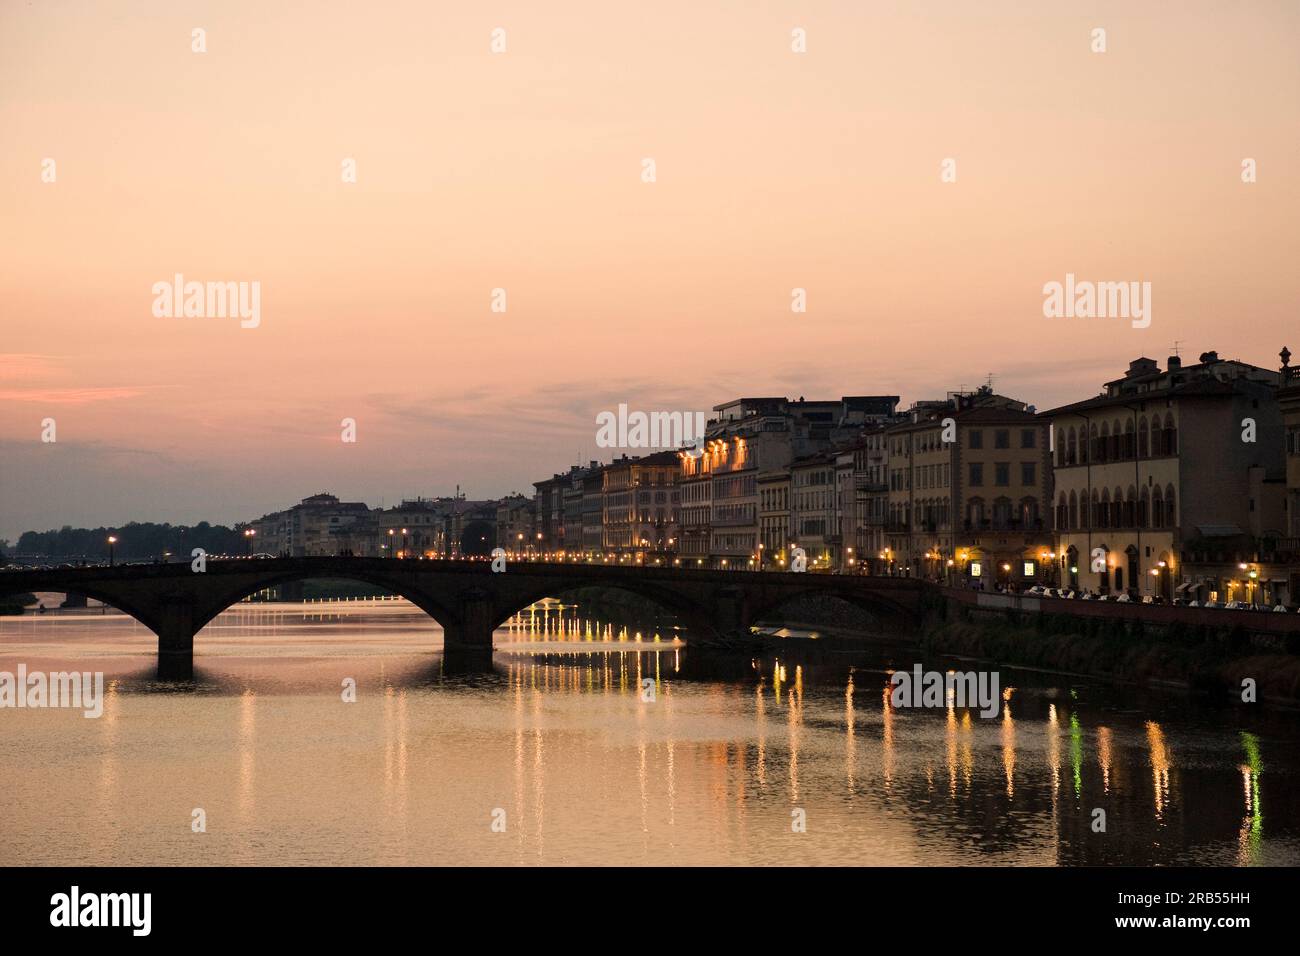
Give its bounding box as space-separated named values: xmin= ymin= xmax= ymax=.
xmin=244 ymin=528 xmax=256 ymax=556
xmin=107 ymin=535 xmax=117 ymax=567
xmin=388 ymin=528 xmax=395 ymax=557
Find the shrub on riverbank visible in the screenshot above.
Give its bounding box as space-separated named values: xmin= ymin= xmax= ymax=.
xmin=921 ymin=614 xmax=1300 ymax=704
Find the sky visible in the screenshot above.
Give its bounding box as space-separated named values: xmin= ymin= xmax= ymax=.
xmin=1 ymin=0 xmax=1298 ymax=543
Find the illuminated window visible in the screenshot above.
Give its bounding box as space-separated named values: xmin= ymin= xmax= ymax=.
xmin=970 ymin=561 xmax=982 ymax=577
xmin=1023 ymin=561 xmax=1035 ymax=577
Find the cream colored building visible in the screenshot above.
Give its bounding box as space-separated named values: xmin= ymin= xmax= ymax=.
xmin=1043 ymin=351 xmax=1283 ymax=600
xmin=883 ymin=388 xmax=1052 ymax=587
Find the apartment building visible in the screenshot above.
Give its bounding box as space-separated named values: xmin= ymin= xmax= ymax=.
xmin=601 ymin=451 xmax=679 ymax=563
xmin=884 ymin=388 xmax=1052 ymax=587
xmin=1042 ymin=351 xmax=1283 ymax=600
xmin=680 ymin=395 xmax=899 ymax=569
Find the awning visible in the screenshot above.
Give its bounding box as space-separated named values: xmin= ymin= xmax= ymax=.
xmin=1195 ymin=525 xmax=1244 ymax=537
xmin=1175 ymin=582 xmax=1195 ymax=594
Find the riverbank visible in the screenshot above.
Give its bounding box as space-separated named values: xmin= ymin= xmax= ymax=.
xmin=749 ymin=590 xmax=1300 ymax=705
xmin=919 ymin=609 xmax=1300 ymax=706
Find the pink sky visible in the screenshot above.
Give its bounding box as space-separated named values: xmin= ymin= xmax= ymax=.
xmin=2 ymin=0 xmax=1298 ymax=541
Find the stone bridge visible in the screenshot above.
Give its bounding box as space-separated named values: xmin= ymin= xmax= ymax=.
xmin=0 ymin=557 xmax=926 ymax=676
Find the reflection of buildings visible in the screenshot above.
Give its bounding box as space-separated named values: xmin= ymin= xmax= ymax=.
xmin=1043 ymin=350 xmax=1285 ymax=600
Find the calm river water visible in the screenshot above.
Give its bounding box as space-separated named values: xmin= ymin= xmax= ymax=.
xmin=2 ymin=599 xmax=1298 ymax=866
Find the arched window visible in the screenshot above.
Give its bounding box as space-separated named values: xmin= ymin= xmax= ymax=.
xmin=1164 ymin=413 xmax=1177 ymax=456
xmin=1067 ymin=427 xmax=1077 ymax=465
xmin=1138 ymin=417 xmax=1149 ymax=457
xmin=993 ymin=497 xmax=1012 ymax=529
xmin=1112 ymin=486 xmax=1124 ymax=527
xmin=1089 ymin=424 xmax=1099 ymax=462
xmin=1124 ymin=420 xmax=1135 ymax=459
xmin=1068 ymin=491 xmax=1078 ymax=529
xmin=1057 ymin=493 xmax=1068 ymax=530
xmin=1125 ymin=485 xmax=1137 ymax=527
xmin=1100 ymin=488 xmax=1111 ymax=528
xmin=1165 ymin=484 xmax=1176 ymax=527
xmin=968 ymin=497 xmax=986 ymax=528
xmin=1151 ymin=486 xmax=1164 ymax=529
xmin=1110 ymin=419 xmax=1123 ymax=460
xmin=1099 ymin=423 xmax=1111 ymax=462
xmin=1138 ymin=486 xmax=1149 ymax=528
xmin=1151 ymin=418 xmax=1163 ymax=457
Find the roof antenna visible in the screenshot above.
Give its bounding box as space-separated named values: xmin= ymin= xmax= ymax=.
xmin=1171 ymin=340 xmax=1183 ymax=357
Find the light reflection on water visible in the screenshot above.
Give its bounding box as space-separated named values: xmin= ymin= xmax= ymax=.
xmin=1 ymin=599 xmax=1299 ymax=866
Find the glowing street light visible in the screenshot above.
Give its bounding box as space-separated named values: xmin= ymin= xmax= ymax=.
xmin=107 ymin=535 xmax=118 ymax=567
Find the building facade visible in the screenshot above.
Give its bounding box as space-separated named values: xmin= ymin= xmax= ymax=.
xmin=1044 ymin=351 xmax=1284 ymax=601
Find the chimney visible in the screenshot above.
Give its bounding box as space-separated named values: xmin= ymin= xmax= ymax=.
xmin=1167 ymin=355 xmax=1181 ymax=372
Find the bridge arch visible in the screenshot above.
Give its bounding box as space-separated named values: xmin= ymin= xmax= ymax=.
xmin=193 ymin=568 xmax=461 ymax=635
xmin=10 ymin=584 xmax=161 ymax=633
xmin=747 ymin=586 xmax=917 ymax=633
xmin=489 ymin=579 xmax=714 ymax=636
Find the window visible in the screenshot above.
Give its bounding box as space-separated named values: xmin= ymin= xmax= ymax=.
xmin=969 ymin=463 xmax=984 ymax=487
xmin=970 ymin=561 xmax=982 ymax=577
xmin=1023 ymin=561 xmax=1036 ymax=577
xmin=969 ymin=430 xmax=983 ymax=449
xmin=1021 ymin=428 xmax=1036 ymax=449
xmin=1021 ymin=462 xmax=1036 ymax=486
xmin=994 ymin=429 xmax=1010 ymax=449
xmin=995 ymin=463 xmax=1010 ymax=486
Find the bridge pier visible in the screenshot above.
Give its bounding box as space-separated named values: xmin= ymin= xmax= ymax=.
xmin=711 ymin=586 xmax=752 ymax=636
xmin=441 ymin=588 xmax=495 ymax=670
xmin=152 ymin=597 xmax=200 ymax=681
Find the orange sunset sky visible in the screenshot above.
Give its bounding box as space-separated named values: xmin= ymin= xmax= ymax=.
xmin=1 ymin=0 xmax=1298 ymax=540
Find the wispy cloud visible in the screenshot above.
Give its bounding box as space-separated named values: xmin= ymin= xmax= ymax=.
xmin=0 ymin=353 xmax=64 ymax=381
xmin=0 ymin=386 xmax=152 ymax=405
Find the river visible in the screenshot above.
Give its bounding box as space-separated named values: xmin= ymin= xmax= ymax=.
xmin=2 ymin=599 xmax=1298 ymax=866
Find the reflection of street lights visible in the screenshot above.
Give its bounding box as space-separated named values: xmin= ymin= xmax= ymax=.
xmin=107 ymin=535 xmax=117 ymax=567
